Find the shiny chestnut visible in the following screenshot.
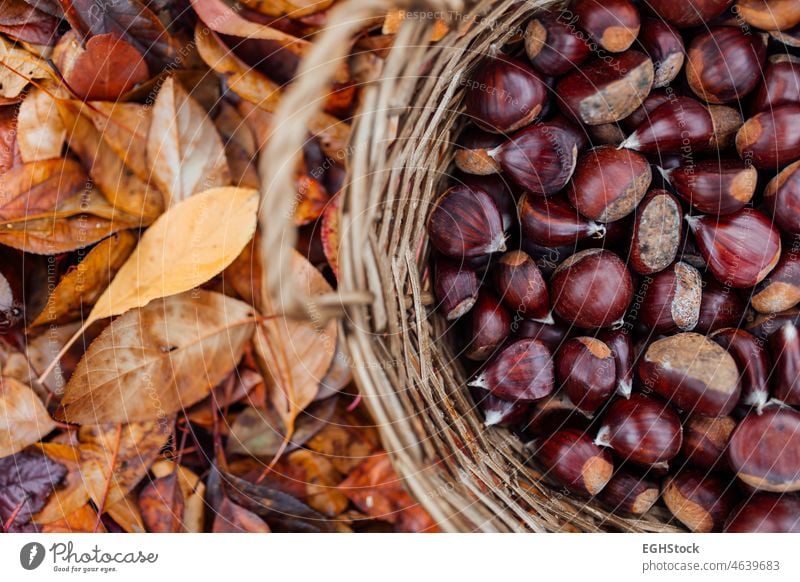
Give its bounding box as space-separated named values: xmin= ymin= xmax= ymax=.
xmin=433 ymin=259 xmax=479 ymax=321
xmin=535 ymin=428 xmax=614 ymax=496
xmin=752 ymin=252 xmax=800 ymax=314
xmin=769 ymin=322 xmax=800 ymax=405
xmin=763 ymin=159 xmax=800 ymax=235
xmin=598 ymin=470 xmax=660 ymax=516
xmin=662 ymin=159 xmax=757 ymax=216
xmin=725 ymin=494 xmax=800 ymax=533
xmin=467 ymin=290 xmax=511 ymax=361
xmin=736 ymin=105 xmax=800 ymax=169
xmin=525 ymin=11 xmax=591 ymax=76
xmin=598 ymin=329 xmax=634 ymax=398
xmin=751 ymin=55 xmax=800 ymax=113
xmin=493 ymin=251 xmax=550 ymax=321
xmin=571 ymin=0 xmax=640 ymax=53
xmin=694 ymin=279 xmax=746 ymax=333
xmin=681 ymin=415 xmax=736 ymax=471
xmin=518 ymin=194 xmax=605 ymax=247
xmin=454 ymin=127 xmax=502 ymax=175
xmin=469 ymin=338 xmax=554 ymax=402
xmin=637 ymin=17 xmax=685 ymax=88
xmin=557 ymin=337 xmax=616 ymax=415
xmin=645 ymin=0 xmax=733 ymax=28
xmin=710 ymin=328 xmax=771 ymax=410
xmin=663 ymin=471 xmax=736 ymax=532
xmin=736 ymin=0 xmax=800 ymax=32
xmin=629 ymin=190 xmax=683 ymax=275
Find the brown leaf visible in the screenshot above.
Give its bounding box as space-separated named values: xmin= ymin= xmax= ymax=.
xmin=32 ymin=443 xmax=91 ymax=525
xmin=84 ymin=101 xmax=151 ymax=182
xmin=16 ymin=88 xmax=66 ymax=162
xmin=151 ymin=460 xmax=205 ymax=532
xmin=215 ymin=102 xmax=259 ymax=189
xmin=106 ymin=492 xmax=145 ymax=533
xmin=78 ymin=421 xmax=171 ymax=510
xmin=254 ymin=250 xmax=337 ymax=430
xmin=0 ymin=158 xmax=88 ymax=224
xmin=0 ymin=106 xmax=20 ymax=173
xmin=238 ymin=0 xmax=335 ymax=18
xmin=0 ymin=36 xmax=51 ymax=98
xmin=294 ymin=175 xmax=329 ymax=226
xmin=138 ymin=473 xmax=185 ymax=532
xmin=306 ymin=407 xmax=380 ymax=475
xmin=0 ymin=376 xmax=56 ymax=457
xmin=286 ymin=449 xmax=349 ymax=517
xmin=31 ymin=231 xmax=137 ymax=327
xmin=54 ymin=31 xmax=149 ymax=101
xmin=41 ymin=503 xmax=105 ymax=532
xmin=1 ymin=450 xmax=67 ymax=529
xmin=383 ymin=9 xmax=450 ymax=41
xmin=320 ymin=191 xmax=341 ymax=279
xmin=0 ymin=214 xmax=127 ymax=255
xmin=213 ymin=495 xmax=270 ymax=533
xmin=147 ymin=77 xmax=230 ymax=207
xmin=186 ymin=368 xmax=263 ymax=428
xmin=58 ymin=291 xmax=256 ymax=424
xmin=0 ymin=0 xmax=60 ymax=45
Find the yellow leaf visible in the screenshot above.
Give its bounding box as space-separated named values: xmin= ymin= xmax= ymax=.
xmin=16 ymin=88 xmax=66 ymax=162
xmin=0 ymin=376 xmax=56 ymax=457
xmin=0 ymin=36 xmax=51 ymax=98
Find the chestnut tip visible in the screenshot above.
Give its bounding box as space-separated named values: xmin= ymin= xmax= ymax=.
xmin=484 ymin=409 xmax=505 ymax=427
xmin=590 ymin=223 xmax=607 ymax=239
xmin=617 ymin=378 xmax=633 ymax=399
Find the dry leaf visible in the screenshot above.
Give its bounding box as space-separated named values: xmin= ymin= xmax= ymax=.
xmin=31 ymin=231 xmax=137 ymax=327
xmin=106 ymin=492 xmax=146 ymax=533
xmin=16 ymin=88 xmax=66 ymax=162
xmin=320 ymin=192 xmax=341 ymax=279
xmin=147 ymin=77 xmax=231 ymax=206
xmin=0 ymin=36 xmax=51 ymax=98
xmin=0 ymin=214 xmax=127 ymax=255
xmin=215 ymin=102 xmax=260 ymax=189
xmin=78 ymin=421 xmax=171 ymax=510
xmin=0 ymin=158 xmax=88 ymax=224
xmin=138 ymin=473 xmax=184 ymax=532
xmin=58 ymin=291 xmax=256 ymax=424
xmin=0 ymin=450 xmax=67 ymax=530
xmin=84 ymin=101 xmax=151 ymax=182
xmin=254 ymin=250 xmax=337 ymax=430
xmin=33 ymin=442 xmax=91 ymax=525
xmin=239 ymin=0 xmax=335 ymax=18
xmin=0 ymin=0 xmax=60 ymax=45
xmin=294 ymin=175 xmax=329 ymax=226
xmin=213 ymin=495 xmax=270 ymax=533
xmin=287 ymin=449 xmax=349 ymax=517
xmin=42 ymin=503 xmax=105 ymax=532
xmin=383 ymin=9 xmax=450 ymax=42
xmin=151 ymin=460 xmax=205 ymax=532
xmin=0 ymin=106 xmax=20 ymax=173
xmin=0 ymin=376 xmax=55 ymax=457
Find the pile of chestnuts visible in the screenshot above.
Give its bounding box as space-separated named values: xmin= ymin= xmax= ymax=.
xmin=428 ymin=0 xmax=800 ymax=533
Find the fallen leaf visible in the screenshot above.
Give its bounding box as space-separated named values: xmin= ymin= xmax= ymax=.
xmin=26 ymin=322 xmax=88 ymax=394
xmin=31 ymin=231 xmax=137 ymax=327
xmin=106 ymin=492 xmax=145 ymax=533
xmin=53 ymin=31 xmax=149 ymax=101
xmin=222 ymin=235 xmax=262 ymax=306
xmin=0 ymin=106 xmax=20 ymax=173
xmin=147 ymin=77 xmax=231 ymax=206
xmin=187 ymin=367 xmax=263 ymax=428
xmin=59 ymin=291 xmax=256 ymax=424
xmin=16 ymin=88 xmax=66 ymax=162
xmin=286 ymin=449 xmax=349 ymax=516
xmin=383 ymin=9 xmax=450 ymax=41
xmin=138 ymin=473 xmax=184 ymax=532
xmin=42 ymin=503 xmax=104 ymax=532
xmin=215 ymin=101 xmax=260 ymax=189
xmin=213 ymin=495 xmax=270 ymax=533
xmin=238 ymin=0 xmax=335 ymax=18
xmin=0 ymin=158 xmax=88 ymax=224
xmin=83 ymin=101 xmax=151 ymax=182
xmin=0 ymin=376 xmax=56 ymax=457
xmin=151 ymin=460 xmax=205 ymax=532
xmin=32 ymin=442 xmax=90 ymax=526
xmin=0 ymin=0 xmax=60 ymax=45
xmin=316 ymin=338 xmax=352 ymax=400
xmin=0 ymin=36 xmax=51 ymax=98
xmin=0 ymin=450 xmax=67 ymax=530
xmin=306 ymin=405 xmax=380 ymax=474
xmin=320 ymin=191 xmax=341 ymax=279
xmin=0 ymin=214 xmax=127 ymax=255
xmin=294 ymin=175 xmax=329 ymax=226
xmin=78 ymin=421 xmax=171 ymax=510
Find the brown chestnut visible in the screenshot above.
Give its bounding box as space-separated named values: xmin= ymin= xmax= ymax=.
xmin=490 ymin=123 xmax=579 ymax=195
xmin=637 ymin=18 xmax=685 ymax=88
xmin=525 ymin=11 xmax=591 ymax=76
xmin=598 ymin=469 xmax=660 ymax=515
xmin=550 ymin=249 xmax=634 ymax=329
xmin=433 ymin=259 xmax=479 ymax=321
xmin=428 ymin=185 xmax=506 ymax=260
xmin=769 ymin=322 xmax=800 ymax=405
xmin=640 ymin=262 xmax=703 ymax=334
xmin=725 ymin=494 xmax=800 ymax=533
xmin=736 ymin=0 xmax=800 ymax=31
xmin=710 ymin=328 xmax=771 ymax=410
xmin=456 ymin=173 xmax=516 ymax=231
xmin=454 ymin=126 xmax=502 ymax=175
xmin=629 ymin=190 xmax=683 ymax=275
xmin=556 ymin=51 xmax=655 ymax=126
xmin=752 ymin=251 xmax=800 ymax=314
xmin=535 ymin=428 xmax=614 ymax=496
xmin=681 ymin=415 xmax=737 ymax=471
xmin=663 ymin=470 xmax=736 ymax=532
xmin=622 ymin=90 xmax=672 ymax=131
xmin=469 ymin=338 xmax=554 ymax=402
xmin=644 ymin=0 xmax=733 ymax=28
xmin=557 ymin=337 xmax=616 ymax=415
xmin=694 ymin=278 xmax=746 ymax=333
xmin=474 ymin=391 xmax=530 ymax=427
xmin=728 ymin=406 xmax=800 ymax=492
xmin=770 ymin=23 xmax=800 ymax=48
xmin=493 ymin=251 xmax=550 ymax=322
xmin=638 ymin=332 xmax=741 ymax=416
xmin=464 ymin=53 xmax=548 ymax=134
xmin=522 ymin=393 xmax=590 ymax=437
xmin=567 ymin=146 xmax=652 ymax=223
xmin=598 ymin=329 xmax=634 ymax=398
xmin=736 ymin=105 xmax=800 ymax=169
xmin=518 ymin=194 xmax=605 ymax=247
xmin=751 ymin=55 xmax=800 ymax=113
xmin=687 ymin=209 xmax=781 ymax=289
xmin=571 ymin=0 xmax=640 ymax=53
xmin=467 ymin=290 xmax=512 ymax=361
xmin=595 ymin=393 xmax=683 ymax=469
xmin=763 ymin=159 xmax=800 ymax=235
xmin=745 ymin=307 xmax=800 ymax=340
xmin=662 ymin=159 xmax=757 ymax=216
xmin=686 ymin=26 xmax=767 ymax=104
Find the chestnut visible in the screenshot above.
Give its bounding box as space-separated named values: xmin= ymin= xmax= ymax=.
xmin=524 ymin=11 xmax=591 ymax=76
xmin=469 ymin=338 xmax=554 ymax=402
xmin=681 ymin=415 xmax=736 ymax=471
xmin=710 ymin=328 xmax=771 ymax=410
xmin=622 ymin=89 xmax=671 ymax=131
xmin=467 ymin=290 xmax=512 ymax=361
xmin=490 ymin=123 xmax=579 ymax=195
xmin=629 ymin=189 xmax=683 ymax=275
xmin=493 ymin=251 xmax=550 ymax=322
xmin=640 ymin=262 xmax=703 ymax=334
xmin=735 ymin=0 xmax=800 ymax=32
xmin=598 ymin=329 xmax=634 ymax=398
xmin=567 ymin=146 xmax=652 ymax=223
xmin=518 ymin=194 xmax=605 ymax=247
xmin=736 ymin=105 xmax=800 ymax=169
xmin=546 ymin=113 xmax=591 ymax=153
xmin=464 ymin=53 xmax=548 ymax=134
xmin=687 ymin=209 xmax=781 ymax=289
xmin=638 ymin=332 xmax=741 ymax=416
xmin=453 ymin=126 xmax=502 ymax=175
xmin=585 ymin=122 xmax=626 ymax=146
xmin=637 ymin=18 xmax=685 ymax=89
xmin=521 ymin=241 xmax=574 ymax=277
xmin=427 ymin=185 xmax=506 ymax=260
xmin=751 ymin=55 xmax=800 ymax=113
xmin=556 ymin=51 xmax=654 ymax=126
xmin=745 ymin=307 xmax=800 ymax=340
xmin=769 ymin=322 xmax=800 ymax=405
xmin=474 ymin=391 xmax=530 ymax=427
xmin=728 ymin=406 xmax=800 ymax=492
xmin=433 ymin=259 xmax=479 ymax=321
xmin=725 ymin=494 xmax=800 ymax=533
xmin=595 ymin=393 xmax=683 ymax=469
xmin=571 ymin=0 xmax=640 ymax=53
xmin=516 ymin=318 xmax=572 ymax=352
xmin=456 ymin=173 xmax=516 ymax=231
xmin=550 ymin=249 xmax=634 ymax=329
xmin=644 ymin=0 xmax=733 ymax=28
xmin=535 ymin=428 xmax=614 ymax=496
xmin=557 ymin=337 xmax=616 ymax=415
xmin=522 ymin=393 xmax=590 ymax=437
xmin=662 ymin=159 xmax=757 ymax=216
xmin=662 ymin=471 xmax=736 ymax=532
xmin=752 ymin=252 xmax=800 ymax=314
xmin=770 ymin=23 xmax=800 ymax=48
xmin=763 ymin=159 xmax=800 ymax=235
xmin=598 ymin=469 xmax=660 ymax=516
xmin=685 ymin=26 xmax=767 ymax=104
xmin=694 ymin=279 xmax=746 ymax=333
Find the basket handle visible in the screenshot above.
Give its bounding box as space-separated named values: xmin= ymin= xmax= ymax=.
xmin=258 ymin=0 xmax=463 ymax=321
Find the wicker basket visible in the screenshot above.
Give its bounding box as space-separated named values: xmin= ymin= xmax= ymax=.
xmin=261 ymin=0 xmax=684 ymax=532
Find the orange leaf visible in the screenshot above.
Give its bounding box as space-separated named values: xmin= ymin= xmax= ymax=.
xmin=213 ymin=496 xmax=270 ymax=533
xmin=138 ymin=473 xmax=185 ymax=533
xmin=321 ymin=192 xmax=341 ymax=279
